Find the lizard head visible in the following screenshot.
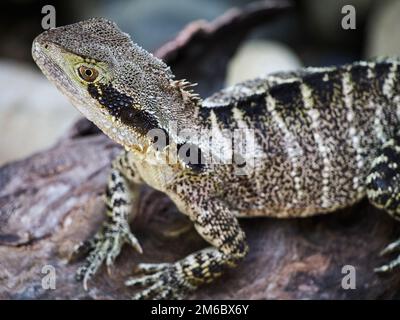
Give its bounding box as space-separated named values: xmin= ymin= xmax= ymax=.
xmin=32 ymin=18 xmax=200 ymax=149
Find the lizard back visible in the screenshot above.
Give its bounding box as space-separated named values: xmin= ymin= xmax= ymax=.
xmin=198 ymin=59 xmax=400 ymax=217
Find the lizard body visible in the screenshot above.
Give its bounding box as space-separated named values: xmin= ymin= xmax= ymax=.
xmin=32 ymin=18 xmax=400 ymax=299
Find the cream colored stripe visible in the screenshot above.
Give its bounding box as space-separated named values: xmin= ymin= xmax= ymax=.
xmin=301 ymin=82 xmax=331 ymax=208
xmin=266 ymin=94 xmax=304 ymax=206
xmin=342 ymin=70 xmax=363 ymax=191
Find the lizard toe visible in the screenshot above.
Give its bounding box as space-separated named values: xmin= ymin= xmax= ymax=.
xmin=134 ymin=262 xmax=172 ymax=275
xmin=375 ymin=254 xmax=400 ymax=273
xmin=131 ymin=281 xmax=184 ymax=300
xmin=75 ymin=237 xmax=110 ymax=290
xmin=379 ymin=238 xmax=400 ymax=256
xmin=127 ymin=261 xmax=196 ymax=300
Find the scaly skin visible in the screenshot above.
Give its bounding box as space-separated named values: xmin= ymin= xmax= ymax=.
xmin=32 ymin=18 xmax=400 ymax=299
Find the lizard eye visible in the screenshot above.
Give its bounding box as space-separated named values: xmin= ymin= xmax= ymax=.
xmin=78 ymin=65 xmax=99 ymax=82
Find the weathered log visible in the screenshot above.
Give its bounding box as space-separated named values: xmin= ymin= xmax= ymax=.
xmin=1 ymin=0 xmax=400 ymax=299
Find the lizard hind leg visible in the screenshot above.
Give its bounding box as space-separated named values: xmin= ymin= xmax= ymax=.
xmin=366 ymin=137 xmax=400 ymax=272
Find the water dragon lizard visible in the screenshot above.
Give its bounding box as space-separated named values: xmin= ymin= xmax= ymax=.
xmin=32 ymin=18 xmax=400 ymax=299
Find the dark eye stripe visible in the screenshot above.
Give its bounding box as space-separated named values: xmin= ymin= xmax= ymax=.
xmin=87 ymin=82 xmax=160 ymax=136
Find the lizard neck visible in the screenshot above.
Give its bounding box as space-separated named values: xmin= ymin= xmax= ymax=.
xmin=130 ymin=83 xmax=206 ymax=173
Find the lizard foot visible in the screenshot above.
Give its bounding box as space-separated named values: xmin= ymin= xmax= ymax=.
xmin=374 ymin=238 xmax=400 ymax=273
xmin=125 ymin=248 xmax=231 ymax=300
xmin=76 ymin=222 xmax=142 ymax=290
xmin=125 ymin=261 xmax=198 ymax=300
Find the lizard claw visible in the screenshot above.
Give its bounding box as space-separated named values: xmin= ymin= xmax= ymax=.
xmin=76 ymin=223 xmax=142 ymax=289
xmin=379 ymin=238 xmax=400 ymax=256
xmin=105 ymin=224 xmax=143 ymax=265
xmin=375 ymin=254 xmax=400 ymax=273
xmin=125 ymin=229 xmax=143 ymax=254
xmin=375 ymin=237 xmax=400 ymax=273
xmin=105 ymin=226 xmax=143 ymax=275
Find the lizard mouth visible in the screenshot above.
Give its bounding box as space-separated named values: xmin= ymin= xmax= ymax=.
xmin=32 ymin=35 xmax=80 ymax=100
xmin=32 ymin=36 xmax=107 ymax=127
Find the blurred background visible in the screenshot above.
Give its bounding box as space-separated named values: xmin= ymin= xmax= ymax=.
xmin=0 ymin=0 xmax=399 ymax=166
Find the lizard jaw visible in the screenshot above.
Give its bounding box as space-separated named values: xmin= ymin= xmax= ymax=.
xmin=32 ymin=35 xmax=94 ymax=120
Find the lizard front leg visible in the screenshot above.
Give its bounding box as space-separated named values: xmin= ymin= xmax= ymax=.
xmin=76 ymin=151 xmax=143 ymax=289
xmin=366 ymin=137 xmax=400 ymax=272
xmin=125 ymin=191 xmax=248 ymax=300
